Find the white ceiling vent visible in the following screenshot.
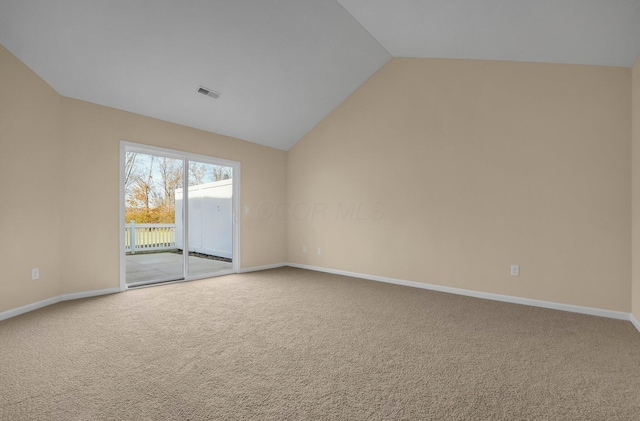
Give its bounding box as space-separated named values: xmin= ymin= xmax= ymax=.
xmin=197 ymin=86 xmax=220 ymax=99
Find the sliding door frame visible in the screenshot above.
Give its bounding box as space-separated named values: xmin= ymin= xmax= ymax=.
xmin=119 ymin=141 xmax=241 ymax=291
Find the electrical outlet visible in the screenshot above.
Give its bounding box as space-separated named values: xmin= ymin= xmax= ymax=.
xmin=302 ymin=246 xmax=306 ymax=253
xmin=31 ymin=268 xmax=40 ymax=280
xmin=510 ymin=265 xmax=520 ymax=277
xmin=317 ymin=247 xmax=321 ymax=255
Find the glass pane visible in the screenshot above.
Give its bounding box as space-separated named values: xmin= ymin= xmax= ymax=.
xmin=125 ymin=152 xmax=184 ymax=285
xmin=185 ymin=161 xmax=234 ymax=277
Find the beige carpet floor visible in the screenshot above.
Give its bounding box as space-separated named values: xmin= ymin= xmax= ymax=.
xmin=1 ymin=267 xmax=640 ymax=420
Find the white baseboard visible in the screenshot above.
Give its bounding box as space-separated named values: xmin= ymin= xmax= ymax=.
xmin=3 ymin=265 xmax=638 ymax=334
xmin=0 ymin=287 xmax=121 ymax=322
xmin=631 ymin=314 xmax=640 ymax=333
xmin=240 ymin=263 xmax=287 ymax=273
xmin=59 ymin=287 xmax=121 ymax=302
xmin=286 ymin=263 xmax=631 ymax=321
xmin=0 ymin=296 xmax=60 ymax=322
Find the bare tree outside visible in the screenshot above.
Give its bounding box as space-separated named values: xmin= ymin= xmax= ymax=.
xmin=125 ymin=152 xmax=232 ymax=223
xmin=189 ymin=161 xmax=206 ymax=186
xmin=211 ymin=165 xmax=232 ymax=181
xmin=124 ymin=152 xmax=138 ymax=191
xmin=158 ymin=157 xmax=183 ymax=209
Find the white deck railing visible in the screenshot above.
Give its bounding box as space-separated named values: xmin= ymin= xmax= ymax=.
xmin=125 ymin=222 xmax=176 ymax=253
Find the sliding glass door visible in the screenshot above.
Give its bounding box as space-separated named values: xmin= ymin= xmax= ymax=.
xmin=180 ymin=159 xmax=234 ymax=278
xmin=124 ymin=152 xmax=184 ymax=285
xmin=121 ymin=142 xmax=239 ymax=288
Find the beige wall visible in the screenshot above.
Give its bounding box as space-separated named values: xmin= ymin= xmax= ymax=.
xmin=632 ymin=54 xmax=640 ymax=322
xmin=60 ymin=99 xmax=287 ymax=294
xmin=0 ymin=44 xmax=286 ymax=310
xmin=0 ymin=45 xmax=63 ymax=312
xmin=1 ymin=44 xmax=636 ymax=316
xmin=288 ymin=58 xmax=632 ymax=312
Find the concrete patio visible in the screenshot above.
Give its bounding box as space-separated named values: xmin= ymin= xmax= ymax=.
xmin=126 ymin=252 xmax=232 ymax=284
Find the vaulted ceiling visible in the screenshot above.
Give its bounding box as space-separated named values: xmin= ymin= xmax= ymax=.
xmin=1 ymin=1 xmax=639 ymax=150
